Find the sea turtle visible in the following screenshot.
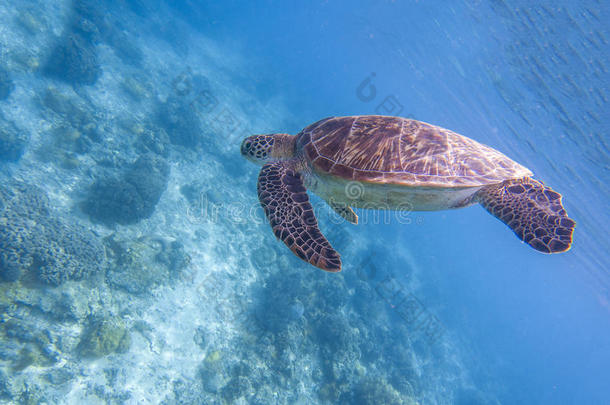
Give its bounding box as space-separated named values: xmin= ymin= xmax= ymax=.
xmin=240 ymin=115 xmax=575 ymax=272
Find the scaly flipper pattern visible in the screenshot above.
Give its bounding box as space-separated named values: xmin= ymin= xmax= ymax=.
xmin=476 ymin=179 xmax=575 ymax=253
xmin=257 ymin=162 xmax=342 ymax=271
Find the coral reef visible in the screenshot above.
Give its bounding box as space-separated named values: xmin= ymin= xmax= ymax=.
xmin=0 ymin=115 xmax=28 ymax=162
xmin=154 ymin=70 xmax=212 ymax=147
xmin=77 ymin=317 xmax=131 ymax=358
xmin=104 ymin=235 xmax=191 ymax=294
xmin=154 ymin=95 xmax=204 ymax=147
xmin=37 ymin=87 xmax=101 ymax=165
xmin=0 ymin=181 xmax=105 ymax=285
xmin=43 ymin=0 xmax=145 ymax=85
xmin=43 ymin=33 xmax=101 ymax=86
xmin=0 ymin=310 xmax=62 ymax=374
xmin=106 ymin=30 xmax=143 ymax=66
xmin=83 ymin=153 xmax=170 ymax=225
xmin=135 ymin=126 xmax=171 ymax=157
xmin=350 ymin=377 xmax=414 ymax=405
xmin=41 ymin=0 xmax=111 ymax=86
xmin=121 ymin=74 xmax=154 ymax=101
xmin=0 ymin=66 xmax=14 ymax=100
xmin=198 ymin=350 xmax=226 ymax=394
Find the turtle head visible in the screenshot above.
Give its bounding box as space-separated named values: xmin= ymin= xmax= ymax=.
xmin=241 ymin=134 xmax=294 ymax=164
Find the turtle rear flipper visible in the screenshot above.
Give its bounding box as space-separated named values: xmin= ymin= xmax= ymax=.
xmin=258 ymin=162 xmax=342 ymax=271
xmin=324 ymin=198 xmax=358 ymax=224
xmin=476 ymin=179 xmax=575 ymax=253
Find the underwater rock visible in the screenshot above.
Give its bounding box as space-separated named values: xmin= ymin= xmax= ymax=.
xmin=39 ymin=88 xmax=100 ymax=163
xmin=83 ymin=176 xmax=145 ymax=225
xmin=199 ymin=351 xmax=226 ymax=394
xmin=3 ymin=318 xmax=35 ymax=343
xmin=43 ymin=366 xmax=75 ymax=386
xmin=221 ymin=376 xmax=252 ymax=403
xmin=121 ymin=75 xmax=154 ymax=101
xmin=0 ymin=335 xmax=19 ymax=361
xmin=193 ymin=326 xmax=207 ymax=349
xmin=77 ymin=317 xmax=131 ymax=358
xmin=0 ymin=116 xmax=28 ymax=163
xmin=15 ymin=8 xmax=46 ymax=35
xmin=20 ymin=288 xmax=88 ymax=323
xmin=0 ymin=181 xmax=105 ymax=285
xmin=0 ymin=315 xmax=61 ymax=372
xmin=314 ymin=313 xmax=353 ymax=351
xmin=83 ymin=153 xmax=170 ymax=225
xmin=318 ymin=382 xmax=345 ymax=403
xmin=319 ymin=276 xmax=350 ymax=309
xmin=155 ymin=240 xmax=191 ymax=273
xmin=351 ymin=280 xmax=378 ymax=318
xmin=16 ymin=383 xmax=46 ymax=405
xmin=250 ymin=385 xmax=275 ymax=405
xmin=106 ymin=30 xmax=143 ymax=66
xmin=349 ymin=376 xmax=412 ymax=405
xmin=0 ymin=66 xmax=14 ymax=100
xmin=0 ymin=248 xmax=32 ymax=282
xmin=0 ymin=369 xmax=12 ymax=400
xmin=44 ymin=33 xmax=100 ymax=86
xmin=72 ymin=17 xmax=100 ymax=42
xmin=105 ymin=235 xmax=190 ymax=294
xmin=41 ymin=87 xmax=93 ymax=127
xmin=92 ymin=384 xmax=132 ymax=404
xmin=47 ymin=123 xmax=96 ymax=158
xmin=12 ymin=343 xmax=57 ymax=371
xmin=161 ymin=378 xmax=206 ymax=405
xmin=155 ymin=95 xmax=203 ymax=147
xmin=254 ymin=291 xmax=304 ymax=333
xmin=155 ymin=69 xmax=212 ymax=148
xmin=136 ymin=127 xmax=170 ymax=157
xmin=71 ymin=0 xmax=109 ymax=38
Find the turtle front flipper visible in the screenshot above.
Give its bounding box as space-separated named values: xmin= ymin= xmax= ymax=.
xmin=476 ymin=179 xmax=575 ymax=253
xmin=257 ymin=162 xmax=342 ymax=271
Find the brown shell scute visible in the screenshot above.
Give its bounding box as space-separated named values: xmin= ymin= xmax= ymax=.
xmin=298 ymin=115 xmax=532 ymax=187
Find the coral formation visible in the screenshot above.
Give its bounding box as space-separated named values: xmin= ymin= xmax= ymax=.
xmin=83 ymin=154 xmax=170 ymax=225
xmin=37 ymin=87 xmax=101 ymax=166
xmin=43 ymin=33 xmax=100 ymax=86
xmin=0 ymin=181 xmax=105 ymax=285
xmin=0 ymin=115 xmax=28 ymax=162
xmin=155 ymin=70 xmax=212 ymax=147
xmin=77 ymin=317 xmax=131 ymax=358
xmin=104 ymin=235 xmax=191 ymax=294
xmin=0 ymin=66 xmax=14 ymax=100
xmin=351 ymin=377 xmax=414 ymax=405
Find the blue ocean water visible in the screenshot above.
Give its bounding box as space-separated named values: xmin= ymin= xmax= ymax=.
xmin=0 ymin=0 xmax=608 ymax=404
